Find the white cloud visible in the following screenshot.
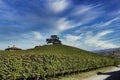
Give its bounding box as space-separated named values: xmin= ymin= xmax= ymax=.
xmin=6 ymin=32 xmax=48 ymax=50
xmin=71 ymin=4 xmax=101 ymax=16
xmin=80 ymin=8 xmax=104 ymax=24
xmin=62 ymin=34 xmax=82 ymax=48
xmin=56 ymin=18 xmax=82 ymax=31
xmin=72 ymin=5 xmax=94 ymax=16
xmin=71 ymin=4 xmax=104 ymax=20
xmin=0 ymin=32 xmax=44 ymax=50
xmin=65 ymin=34 xmax=81 ymax=41
xmin=62 ymin=30 xmax=118 ymax=51
xmin=100 ymin=17 xmax=120 ymax=27
xmin=32 ymin=31 xmax=43 ymax=40
xmin=75 ymin=16 xmax=120 ymax=34
xmin=84 ymin=30 xmax=117 ymax=48
xmin=47 ymin=0 xmax=71 ymax=13
xmin=1 ymin=0 xmax=119 ymax=51
xmin=55 ymin=4 xmax=104 ymax=33
xmin=106 ymin=38 xmax=120 ymax=42
xmin=95 ymin=30 xmax=113 ymax=38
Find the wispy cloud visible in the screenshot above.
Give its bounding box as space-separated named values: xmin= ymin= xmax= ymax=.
xmin=0 ymin=31 xmax=48 ymax=50
xmin=32 ymin=31 xmax=44 ymax=40
xmin=75 ymin=16 xmax=120 ymax=34
xmin=47 ymin=0 xmax=71 ymax=13
xmin=56 ymin=18 xmax=82 ymax=31
xmin=55 ymin=4 xmax=104 ymax=33
xmin=100 ymin=17 xmax=120 ymax=27
xmin=0 ymin=0 xmax=120 ymax=50
xmin=63 ymin=30 xmax=118 ymax=50
xmin=90 ymin=30 xmax=118 ymax=49
xmin=71 ymin=4 xmax=100 ymax=16
xmin=62 ymin=34 xmax=82 ymax=48
xmin=94 ymin=30 xmax=113 ymax=38
xmin=65 ymin=34 xmax=81 ymax=41
xmin=84 ymin=30 xmax=117 ymax=48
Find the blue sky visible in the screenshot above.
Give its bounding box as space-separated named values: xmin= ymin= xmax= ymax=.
xmin=0 ymin=0 xmax=120 ymax=50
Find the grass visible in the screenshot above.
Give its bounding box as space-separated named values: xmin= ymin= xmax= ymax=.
xmin=50 ymin=66 xmax=114 ymax=80
xmin=0 ymin=45 xmax=117 ymax=80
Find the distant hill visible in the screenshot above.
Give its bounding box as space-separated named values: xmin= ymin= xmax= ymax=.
xmin=93 ymin=48 xmax=120 ymax=58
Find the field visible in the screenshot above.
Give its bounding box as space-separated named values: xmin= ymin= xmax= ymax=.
xmin=0 ymin=45 xmax=118 ymax=80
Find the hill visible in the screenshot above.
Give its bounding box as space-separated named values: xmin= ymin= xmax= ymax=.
xmin=0 ymin=45 xmax=118 ymax=80
xmin=93 ymin=48 xmax=120 ymax=58
xmin=28 ymin=44 xmax=98 ymax=55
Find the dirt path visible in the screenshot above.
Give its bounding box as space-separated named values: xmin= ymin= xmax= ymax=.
xmin=85 ymin=67 xmax=120 ymax=80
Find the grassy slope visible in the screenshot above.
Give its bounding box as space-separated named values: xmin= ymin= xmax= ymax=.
xmin=0 ymin=44 xmax=106 ymax=57
xmin=0 ymin=45 xmax=115 ymax=80
xmin=27 ymin=44 xmax=103 ymax=57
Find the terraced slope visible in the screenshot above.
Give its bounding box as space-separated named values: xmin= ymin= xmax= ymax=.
xmin=0 ymin=45 xmax=117 ymax=80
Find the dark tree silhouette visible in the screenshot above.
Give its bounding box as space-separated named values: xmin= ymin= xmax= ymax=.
xmin=46 ymin=35 xmax=62 ymax=44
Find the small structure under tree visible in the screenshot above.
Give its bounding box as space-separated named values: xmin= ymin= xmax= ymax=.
xmin=5 ymin=45 xmax=22 ymax=51
xmin=46 ymin=35 xmax=62 ymax=44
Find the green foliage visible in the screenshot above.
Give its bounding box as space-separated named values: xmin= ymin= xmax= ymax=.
xmin=0 ymin=45 xmax=118 ymax=79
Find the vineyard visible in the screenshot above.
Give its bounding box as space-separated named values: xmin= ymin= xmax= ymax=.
xmin=0 ymin=45 xmax=119 ymax=80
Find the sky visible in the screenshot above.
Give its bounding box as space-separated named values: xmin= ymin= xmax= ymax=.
xmin=0 ymin=0 xmax=120 ymax=51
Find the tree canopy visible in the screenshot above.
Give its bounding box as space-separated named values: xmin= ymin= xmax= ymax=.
xmin=46 ymin=35 xmax=62 ymax=44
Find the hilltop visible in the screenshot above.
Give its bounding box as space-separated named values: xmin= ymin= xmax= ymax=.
xmin=27 ymin=44 xmax=99 ymax=56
